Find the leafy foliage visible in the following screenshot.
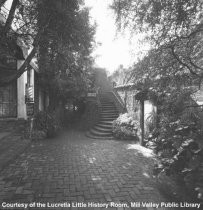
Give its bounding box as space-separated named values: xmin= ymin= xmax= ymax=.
xmin=111 ymin=0 xmax=203 ymax=202
xmin=111 ymin=0 xmax=203 ymax=44
xmin=121 ymin=47 xmax=203 ymax=202
xmin=0 ymin=0 xmax=95 ymax=106
xmin=145 ymin=90 xmax=203 ymax=202
xmin=112 ymin=112 xmax=140 ymax=140
xmin=33 ymin=110 xmax=61 ymax=138
xmin=111 ymin=0 xmax=203 ymax=79
xmin=37 ymin=0 xmax=95 ymax=107
xmin=78 ymin=100 xmax=100 ymax=131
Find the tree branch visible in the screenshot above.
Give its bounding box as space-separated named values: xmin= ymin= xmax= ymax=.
xmin=0 ymin=16 xmax=51 ymax=87
xmin=0 ymin=0 xmax=7 ymax=8
xmin=0 ymin=47 xmax=36 ymax=86
xmin=170 ymin=45 xmax=202 ymax=78
xmin=3 ymin=0 xmax=19 ymax=34
xmin=185 ymin=104 xmax=203 ymax=109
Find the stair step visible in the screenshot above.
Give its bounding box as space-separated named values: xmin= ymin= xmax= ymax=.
xmin=101 ymin=105 xmax=115 ymax=108
xmin=101 ymin=113 xmax=118 ymax=116
xmin=101 ymin=114 xmax=118 ymax=116
xmin=89 ymin=129 xmax=112 ymax=137
xmin=100 ymin=101 xmax=114 ymax=103
xmin=101 ymin=107 xmax=117 ymax=110
xmin=101 ymin=110 xmax=118 ymax=113
xmin=101 ymin=116 xmax=117 ymax=119
xmin=101 ymin=108 xmax=116 ymax=111
xmin=100 ymin=116 xmax=118 ymax=119
xmin=99 ymin=120 xmax=114 ymax=124
xmin=100 ymin=117 xmax=118 ymax=121
xmin=94 ymin=125 xmax=112 ymax=132
xmin=86 ymin=92 xmax=119 ymax=140
xmin=101 ymin=111 xmax=118 ymax=114
xmin=95 ymin=123 xmax=112 ymax=129
xmin=86 ymin=131 xmax=115 ymax=140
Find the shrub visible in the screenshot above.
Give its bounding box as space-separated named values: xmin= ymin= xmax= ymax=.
xmin=26 ymin=110 xmax=62 ymax=139
xmin=112 ymin=112 xmax=140 ymax=140
xmin=145 ymin=109 xmax=157 ymax=137
xmin=29 ymin=130 xmax=47 ymax=140
xmin=145 ymin=90 xmax=203 ymax=203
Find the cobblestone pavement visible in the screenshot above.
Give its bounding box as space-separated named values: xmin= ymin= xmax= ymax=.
xmin=0 ymin=132 xmax=30 ymax=172
xmin=0 ymin=130 xmax=177 ymax=210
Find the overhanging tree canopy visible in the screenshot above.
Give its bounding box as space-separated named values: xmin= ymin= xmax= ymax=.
xmin=111 ymin=0 xmax=203 ymax=79
xmin=0 ymin=0 xmax=95 ymax=92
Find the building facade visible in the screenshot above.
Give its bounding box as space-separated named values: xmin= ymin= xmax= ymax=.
xmin=0 ymin=42 xmax=49 ymax=120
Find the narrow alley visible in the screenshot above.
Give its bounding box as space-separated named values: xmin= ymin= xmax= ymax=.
xmin=0 ymin=130 xmax=174 ymax=210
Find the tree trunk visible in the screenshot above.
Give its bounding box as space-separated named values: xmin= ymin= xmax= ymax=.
xmin=0 ymin=27 xmax=47 ymax=87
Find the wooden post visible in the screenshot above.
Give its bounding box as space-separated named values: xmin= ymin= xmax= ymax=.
xmin=140 ymin=100 xmax=144 ymax=146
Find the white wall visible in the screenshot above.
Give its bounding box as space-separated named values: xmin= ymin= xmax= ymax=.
xmin=17 ymin=60 xmax=27 ymax=119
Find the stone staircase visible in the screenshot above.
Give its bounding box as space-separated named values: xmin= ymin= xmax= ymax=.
xmin=86 ymin=92 xmax=119 ymax=139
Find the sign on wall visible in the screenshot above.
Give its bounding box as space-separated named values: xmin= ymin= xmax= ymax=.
xmin=25 ymin=84 xmax=34 ymax=103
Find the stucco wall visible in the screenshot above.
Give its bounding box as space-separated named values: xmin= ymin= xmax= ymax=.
xmin=116 ymin=89 xmax=139 ymax=113
xmin=17 ymin=60 xmax=27 ymax=119
xmin=115 ymin=87 xmax=157 ymax=136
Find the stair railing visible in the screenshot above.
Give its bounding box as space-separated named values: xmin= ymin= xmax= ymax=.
xmin=109 ymin=90 xmax=126 ymax=114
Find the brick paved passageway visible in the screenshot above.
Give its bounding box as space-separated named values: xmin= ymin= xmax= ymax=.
xmin=0 ymin=131 xmax=175 ymax=210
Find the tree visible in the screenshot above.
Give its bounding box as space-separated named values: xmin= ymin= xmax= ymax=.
xmin=0 ymin=0 xmax=95 ymax=111
xmin=111 ymin=1 xmax=203 ymax=201
xmin=36 ymin=0 xmax=95 ymax=107
xmin=0 ymin=0 xmax=95 ymax=91
xmin=111 ymin=0 xmax=203 ymax=78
